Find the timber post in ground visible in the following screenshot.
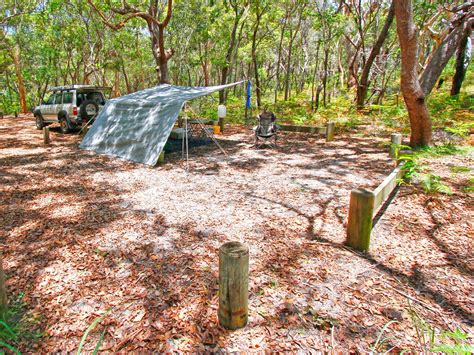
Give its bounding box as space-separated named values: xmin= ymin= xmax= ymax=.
xmin=346 ymin=188 xmax=375 ymax=252
xmin=43 ymin=127 xmax=50 ymax=145
xmin=218 ymin=241 xmax=249 ymax=330
xmin=326 ymin=122 xmax=335 ymax=142
xmin=390 ymin=133 xmax=402 ymax=159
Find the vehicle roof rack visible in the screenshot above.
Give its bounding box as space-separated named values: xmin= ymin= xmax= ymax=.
xmin=48 ymin=85 xmax=112 ymax=91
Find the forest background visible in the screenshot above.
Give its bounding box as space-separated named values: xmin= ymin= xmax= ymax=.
xmin=0 ymin=0 xmax=472 ymax=142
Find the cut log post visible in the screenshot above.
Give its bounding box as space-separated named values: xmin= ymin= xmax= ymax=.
xmin=0 ymin=254 xmax=7 ymax=315
xmin=390 ymin=133 xmax=402 ymax=159
xmin=158 ymin=151 xmax=165 ymax=164
xmin=346 ymin=189 xmax=375 ymax=252
xmin=43 ymin=127 xmax=50 ymax=145
xmin=326 ymin=122 xmax=335 ymax=142
xmin=218 ymin=241 xmax=249 ymax=330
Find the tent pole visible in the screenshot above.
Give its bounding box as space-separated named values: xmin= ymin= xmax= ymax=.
xmin=185 ymin=115 xmax=189 ymax=172
xmin=194 ymin=117 xmax=228 ymax=157
xmin=182 ymin=118 xmax=185 ymax=160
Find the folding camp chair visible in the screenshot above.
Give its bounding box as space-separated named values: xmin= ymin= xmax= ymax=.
xmin=254 ymin=111 xmax=279 ymax=148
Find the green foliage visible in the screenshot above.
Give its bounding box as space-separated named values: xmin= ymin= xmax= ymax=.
xmin=462 ymin=177 xmax=474 ymax=193
xmin=398 ymin=143 xmax=466 ymax=195
xmin=418 ymin=173 xmax=453 ymax=195
xmin=77 ymin=308 xmax=111 ymax=355
xmin=371 ymin=320 xmax=398 ymax=352
xmin=431 ymin=329 xmax=474 ymax=354
xmin=0 ymin=294 xmax=43 ymax=354
xmin=407 ymin=304 xmax=473 ymax=353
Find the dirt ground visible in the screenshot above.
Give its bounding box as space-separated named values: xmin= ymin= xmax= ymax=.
xmin=1 ymin=115 xmax=472 ymax=352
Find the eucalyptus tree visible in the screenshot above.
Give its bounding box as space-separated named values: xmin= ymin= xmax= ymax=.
xmin=355 ymin=1 xmax=395 ymax=108
xmin=394 ymin=0 xmax=431 ymax=147
xmin=87 ymin=0 xmax=173 ymax=84
xmin=218 ymin=0 xmax=250 ymax=104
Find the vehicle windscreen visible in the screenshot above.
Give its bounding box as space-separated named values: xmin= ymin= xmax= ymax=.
xmin=77 ymin=91 xmax=105 ymax=106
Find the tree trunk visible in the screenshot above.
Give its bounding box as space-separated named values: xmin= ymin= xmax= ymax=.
xmin=113 ymin=71 xmax=121 ymax=97
xmin=394 ymin=0 xmax=432 ymax=147
xmin=420 ymin=15 xmax=473 ymax=96
xmin=274 ymin=19 xmax=287 ymax=104
xmin=311 ymin=42 xmax=320 ymax=111
xmin=11 ymin=45 xmax=27 ymax=114
xmin=220 ymin=6 xmax=241 ymax=104
xmin=322 ymin=47 xmax=329 ymax=107
xmin=356 ymin=2 xmax=395 ymax=108
xmin=121 ymin=61 xmax=131 ymax=94
xmin=451 ymin=32 xmax=471 ymax=96
xmin=251 ymin=3 xmax=263 ymax=109
xmin=284 ymin=7 xmax=304 ymax=101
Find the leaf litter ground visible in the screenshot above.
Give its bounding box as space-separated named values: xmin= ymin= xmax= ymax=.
xmin=0 ymin=115 xmax=472 ymax=352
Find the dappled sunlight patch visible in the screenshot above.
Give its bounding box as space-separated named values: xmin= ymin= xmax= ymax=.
xmin=3 ymin=116 xmax=472 ymax=351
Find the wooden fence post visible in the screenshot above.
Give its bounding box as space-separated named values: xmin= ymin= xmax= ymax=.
xmin=390 ymin=133 xmax=402 ymax=159
xmin=346 ymin=188 xmax=375 ymax=252
xmin=43 ymin=127 xmax=50 ymax=145
xmin=326 ymin=122 xmax=335 ymax=142
xmin=218 ymin=241 xmax=249 ymax=330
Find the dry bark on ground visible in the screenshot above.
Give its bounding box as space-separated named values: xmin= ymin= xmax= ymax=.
xmin=0 ymin=115 xmax=472 ymax=352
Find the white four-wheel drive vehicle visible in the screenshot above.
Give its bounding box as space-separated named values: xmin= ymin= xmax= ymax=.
xmin=33 ymin=85 xmax=108 ymax=133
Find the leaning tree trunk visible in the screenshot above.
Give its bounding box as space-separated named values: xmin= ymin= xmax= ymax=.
xmin=451 ymin=32 xmax=471 ymax=96
xmin=356 ymin=2 xmax=395 ymax=108
xmin=394 ymin=0 xmax=432 ymax=147
xmin=420 ymin=14 xmax=473 ymax=96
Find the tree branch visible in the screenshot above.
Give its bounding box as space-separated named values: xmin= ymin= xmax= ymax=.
xmin=86 ymin=0 xmax=162 ymax=29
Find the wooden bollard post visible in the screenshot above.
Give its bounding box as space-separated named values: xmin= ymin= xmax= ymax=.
xmin=346 ymin=188 xmax=375 ymax=252
xmin=218 ymin=241 xmax=249 ymax=330
xmin=390 ymin=133 xmax=402 ymax=159
xmin=326 ymin=122 xmax=335 ymax=142
xmin=43 ymin=127 xmax=50 ymax=145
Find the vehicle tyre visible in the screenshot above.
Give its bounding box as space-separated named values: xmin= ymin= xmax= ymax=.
xmin=35 ymin=114 xmax=45 ymax=130
xmin=79 ymin=100 xmax=99 ymax=122
xmin=59 ymin=116 xmax=70 ymax=134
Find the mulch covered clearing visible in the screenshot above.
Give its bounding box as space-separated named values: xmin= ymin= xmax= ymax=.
xmin=1 ymin=115 xmax=472 ymax=352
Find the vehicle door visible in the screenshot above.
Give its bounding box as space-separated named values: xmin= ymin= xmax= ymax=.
xmin=41 ymin=92 xmax=56 ymax=120
xmin=51 ymin=92 xmax=63 ymax=120
xmin=61 ymin=91 xmax=73 ymax=116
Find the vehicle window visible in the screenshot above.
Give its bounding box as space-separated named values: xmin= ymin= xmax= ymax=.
xmin=44 ymin=94 xmax=55 ymax=105
xmin=63 ymin=92 xmax=73 ymax=104
xmin=76 ymin=93 xmax=86 ymax=106
xmin=86 ymin=92 xmax=105 ymax=105
xmin=53 ymin=93 xmax=62 ymax=104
